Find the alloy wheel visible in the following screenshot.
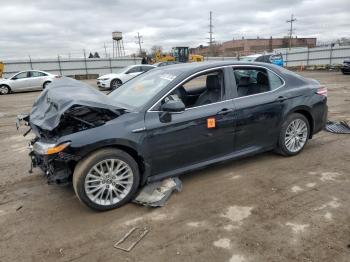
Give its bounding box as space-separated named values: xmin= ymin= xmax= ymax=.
xmin=284 ymin=119 xmax=308 ymax=153
xmin=84 ymin=159 xmax=134 ymax=206
xmin=112 ymin=80 xmax=122 ymax=89
xmin=0 ymin=86 xmax=9 ymax=95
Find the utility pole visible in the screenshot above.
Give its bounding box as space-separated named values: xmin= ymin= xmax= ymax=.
xmin=104 ymin=43 xmax=108 ymax=58
xmin=286 ymin=14 xmax=296 ymax=50
xmin=208 ymin=11 xmax=214 ymax=56
xmin=135 ymin=32 xmax=143 ymax=56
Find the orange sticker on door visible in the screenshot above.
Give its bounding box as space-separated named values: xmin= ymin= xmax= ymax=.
xmin=207 ymin=117 xmax=216 ymax=128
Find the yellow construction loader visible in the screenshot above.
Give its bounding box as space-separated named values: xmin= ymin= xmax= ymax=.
xmin=154 ymin=47 xmax=203 ymax=63
xmin=154 ymin=51 xmax=175 ymax=62
xmin=0 ymin=62 xmax=4 ymax=78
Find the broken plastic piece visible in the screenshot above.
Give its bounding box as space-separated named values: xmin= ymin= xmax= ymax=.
xmin=133 ymin=177 xmax=182 ymax=207
xmin=324 ymin=120 xmax=350 ymax=134
xmin=114 ymin=227 xmax=149 ymax=252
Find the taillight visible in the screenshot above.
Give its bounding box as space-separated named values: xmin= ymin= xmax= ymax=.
xmin=316 ymin=86 xmax=327 ymax=97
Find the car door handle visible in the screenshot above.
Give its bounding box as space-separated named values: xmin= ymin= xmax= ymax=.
xmin=276 ymin=96 xmax=288 ymax=102
xmin=216 ymin=108 xmax=234 ymax=115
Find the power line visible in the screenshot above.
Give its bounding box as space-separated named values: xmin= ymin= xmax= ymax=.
xmin=286 ymin=14 xmax=297 ymax=50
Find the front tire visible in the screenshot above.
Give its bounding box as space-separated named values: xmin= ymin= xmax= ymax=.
xmin=0 ymin=85 xmax=10 ymax=95
xmin=276 ymin=113 xmax=310 ymax=156
xmin=73 ymin=148 xmax=140 ymax=211
xmin=110 ymin=79 xmax=122 ymax=90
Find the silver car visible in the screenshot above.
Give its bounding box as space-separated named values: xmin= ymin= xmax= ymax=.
xmin=0 ymin=70 xmax=58 ymax=95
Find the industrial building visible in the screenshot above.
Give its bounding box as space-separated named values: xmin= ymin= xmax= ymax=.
xmin=190 ymin=37 xmax=317 ymax=57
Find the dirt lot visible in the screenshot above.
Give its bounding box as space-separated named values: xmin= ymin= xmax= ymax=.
xmin=0 ymin=71 xmax=349 ymax=262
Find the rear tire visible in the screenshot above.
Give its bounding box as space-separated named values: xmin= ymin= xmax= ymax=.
xmin=276 ymin=113 xmax=310 ymax=156
xmin=0 ymin=85 xmax=10 ymax=95
xmin=73 ymin=148 xmax=140 ymax=211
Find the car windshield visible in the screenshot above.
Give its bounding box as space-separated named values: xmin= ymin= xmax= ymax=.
xmin=108 ymin=69 xmax=181 ymax=110
xmin=119 ymin=66 xmax=134 ymax=73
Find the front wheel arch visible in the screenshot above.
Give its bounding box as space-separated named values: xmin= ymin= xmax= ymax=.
xmin=0 ymin=84 xmax=11 ymax=94
xmin=43 ymin=81 xmax=51 ymax=89
xmin=73 ymin=148 xmax=141 ymax=211
xmin=76 ymin=144 xmax=147 ymax=186
xmin=110 ymin=78 xmax=122 ymax=89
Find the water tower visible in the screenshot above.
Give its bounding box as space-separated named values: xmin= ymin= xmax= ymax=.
xmin=112 ymin=31 xmax=125 ymax=57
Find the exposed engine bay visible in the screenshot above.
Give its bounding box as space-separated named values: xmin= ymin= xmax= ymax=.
xmin=36 ymin=105 xmax=120 ymax=139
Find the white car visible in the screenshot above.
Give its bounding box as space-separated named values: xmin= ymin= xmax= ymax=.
xmin=97 ymin=65 xmax=155 ymax=90
xmin=0 ymin=70 xmax=58 ymax=95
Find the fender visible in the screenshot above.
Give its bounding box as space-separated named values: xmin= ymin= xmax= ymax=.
xmin=282 ymin=105 xmax=314 ymax=138
xmin=68 ymin=138 xmax=151 ymax=186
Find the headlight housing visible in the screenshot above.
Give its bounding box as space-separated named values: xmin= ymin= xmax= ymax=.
xmin=33 ymin=141 xmax=71 ymax=155
xmin=98 ymin=78 xmax=109 ymax=81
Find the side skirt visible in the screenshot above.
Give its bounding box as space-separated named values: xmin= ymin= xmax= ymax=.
xmin=147 ymin=146 xmax=272 ymax=183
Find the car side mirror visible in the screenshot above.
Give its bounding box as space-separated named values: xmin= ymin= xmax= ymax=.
xmin=161 ymin=99 xmax=185 ymax=113
xmin=12 ymin=77 xmax=17 ymax=80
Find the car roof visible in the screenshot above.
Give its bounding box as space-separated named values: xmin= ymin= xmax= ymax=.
xmin=16 ymin=70 xmax=51 ymax=74
xmin=152 ymin=61 xmax=282 ymax=73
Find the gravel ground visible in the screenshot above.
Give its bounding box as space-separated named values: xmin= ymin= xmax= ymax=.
xmin=0 ymin=71 xmax=349 ymax=262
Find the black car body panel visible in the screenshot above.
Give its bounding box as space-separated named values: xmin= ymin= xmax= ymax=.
xmin=26 ymin=61 xmax=328 ymax=185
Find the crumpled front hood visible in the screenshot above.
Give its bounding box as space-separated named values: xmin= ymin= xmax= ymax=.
xmin=30 ymin=77 xmax=122 ymax=131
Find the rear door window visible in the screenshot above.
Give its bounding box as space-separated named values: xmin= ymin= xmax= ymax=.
xmin=232 ymin=67 xmax=283 ymax=97
xmin=30 ymin=71 xmax=47 ymax=77
xmin=267 ymin=70 xmax=283 ymax=90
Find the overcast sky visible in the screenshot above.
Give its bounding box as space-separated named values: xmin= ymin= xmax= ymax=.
xmin=0 ymin=0 xmax=349 ymax=59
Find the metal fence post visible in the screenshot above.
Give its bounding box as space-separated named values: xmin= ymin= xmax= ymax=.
xmin=83 ymin=49 xmax=88 ymax=76
xmin=109 ymin=57 xmax=112 ymax=73
xmin=329 ymin=45 xmax=333 ymax=66
xmin=57 ymin=55 xmax=62 ymax=76
xmin=28 ymin=55 xmax=33 ymax=70
xmin=285 ymin=51 xmax=288 ymax=67
xmin=306 ymin=47 xmax=310 ymax=66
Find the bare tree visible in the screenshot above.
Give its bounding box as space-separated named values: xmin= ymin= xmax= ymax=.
xmin=150 ymin=45 xmax=163 ymax=57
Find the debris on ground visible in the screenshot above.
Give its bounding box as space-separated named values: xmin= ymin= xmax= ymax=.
xmin=133 ymin=177 xmax=182 ymax=207
xmin=59 ymin=248 xmax=64 ymax=256
xmin=114 ymin=227 xmax=149 ymax=252
xmin=324 ymin=120 xmax=350 ymax=134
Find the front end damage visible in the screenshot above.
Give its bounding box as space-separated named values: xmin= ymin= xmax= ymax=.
xmin=27 ymin=138 xmax=78 ymax=184
xmin=17 ymin=77 xmax=125 ymax=184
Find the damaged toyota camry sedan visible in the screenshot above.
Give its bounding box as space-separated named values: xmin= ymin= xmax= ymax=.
xmin=18 ymin=62 xmax=328 ymax=211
